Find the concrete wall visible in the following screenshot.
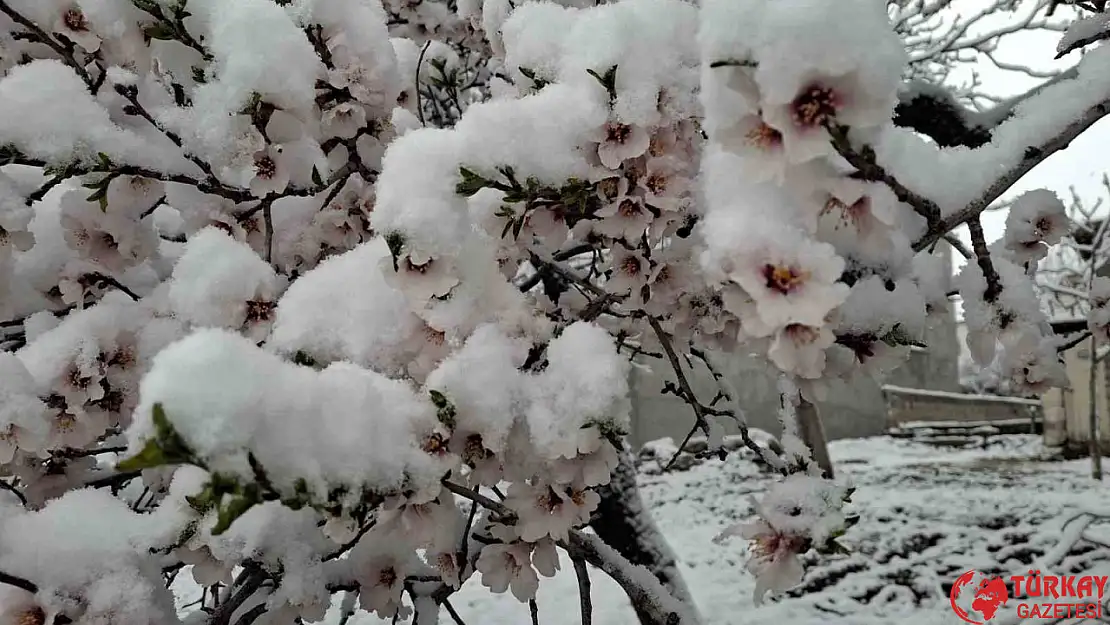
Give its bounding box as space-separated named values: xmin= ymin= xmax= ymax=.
xmin=629 ymin=245 xmax=962 ymax=447
xmin=1042 ymin=344 xmax=1110 ymax=452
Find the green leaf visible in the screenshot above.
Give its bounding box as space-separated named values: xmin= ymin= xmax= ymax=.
xmin=586 ymin=65 xmax=618 ymax=102
xmin=212 ymin=491 xmax=261 ymax=535
xmin=143 ymin=22 xmax=176 ymax=41
xmin=116 ymin=438 xmax=167 ymax=472
xmin=384 ymin=231 xmax=405 ymax=272
xmin=880 ymin=324 xmax=927 ymax=349
xmin=429 ymin=390 xmax=457 ymax=430
xmin=118 ymin=403 xmax=196 ymax=471
xmin=456 ymin=167 xmax=490 ymax=197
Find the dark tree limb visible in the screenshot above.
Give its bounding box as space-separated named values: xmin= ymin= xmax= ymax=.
xmin=572 ymin=557 xmax=592 ymax=625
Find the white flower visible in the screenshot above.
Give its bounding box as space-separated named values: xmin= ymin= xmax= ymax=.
xmin=715 ymin=112 xmax=789 ymax=183
xmin=767 ymin=323 xmax=834 ymax=379
xmin=593 ymin=196 xmax=652 ymax=242
xmin=507 ymin=482 xmax=599 ymax=543
xmin=605 ymin=247 xmax=650 ymax=301
xmin=594 ymin=122 xmax=651 ymax=170
xmin=999 ymin=330 xmax=1068 ymax=394
xmin=382 ymin=252 xmax=460 ymax=303
xmin=1003 ymin=189 xmax=1069 ymax=262
xmin=761 ymin=72 xmax=892 ymax=164
xmin=716 ymin=518 xmax=806 ymax=605
xmin=249 ymin=145 xmax=293 ymax=198
xmin=377 ymin=494 xmax=462 ymax=553
xmin=728 ymin=233 xmax=849 ymax=329
xmin=523 ymin=206 xmax=571 ymax=254
xmin=475 ymin=541 xmax=539 ymax=602
xmin=352 ymin=539 xmax=414 ymax=620
xmin=639 ymin=157 xmax=690 ymax=213
xmin=53 ymin=4 xmax=101 ymax=53
xmin=551 ymin=441 xmax=619 ymax=488
xmin=322 ymin=102 xmax=368 ymax=140
xmin=0 ymin=355 xmax=48 ymax=463
xmin=0 ymin=588 xmax=48 ymax=625
xmin=59 ymin=190 xmax=156 ymax=273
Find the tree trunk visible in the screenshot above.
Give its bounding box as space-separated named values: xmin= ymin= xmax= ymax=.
xmin=590 ymin=445 xmax=701 ymax=624
xmin=796 ymin=398 xmax=834 ymax=479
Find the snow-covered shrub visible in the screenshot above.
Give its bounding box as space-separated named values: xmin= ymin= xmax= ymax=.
xmin=0 ymin=0 xmax=1097 ymax=622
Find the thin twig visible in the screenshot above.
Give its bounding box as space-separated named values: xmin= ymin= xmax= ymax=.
xmin=415 ymin=41 xmax=432 ymax=127
xmin=0 ymin=1 xmax=94 ymax=89
xmin=441 ymin=480 xmax=515 ymax=522
xmin=0 ymin=479 xmax=27 ymax=506
xmin=84 ymin=470 xmax=141 ymax=489
xmin=966 ymin=217 xmax=1003 ymax=303
xmin=443 ymin=599 xmax=468 ymax=625
xmin=529 ymin=598 xmax=540 ymax=625
xmin=825 ymin=122 xmax=941 ymax=224
xmin=572 ymin=558 xmax=592 ymax=625
xmin=263 ymin=199 xmax=275 ymax=264
xmin=323 ymin=520 xmax=376 ymax=561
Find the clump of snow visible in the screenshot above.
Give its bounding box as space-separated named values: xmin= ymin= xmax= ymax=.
xmin=127 ymin=328 xmax=453 ymax=501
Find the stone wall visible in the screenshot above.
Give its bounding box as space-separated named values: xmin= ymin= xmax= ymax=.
xmin=882 ymin=385 xmax=1042 ymax=429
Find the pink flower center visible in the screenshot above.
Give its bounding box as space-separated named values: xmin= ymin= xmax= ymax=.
xmin=63 ymin=8 xmax=89 ymax=32
xmin=463 ymin=433 xmax=491 ymax=465
xmin=620 ymin=256 xmax=641 ymax=276
xmin=784 ymin=323 xmax=820 ymax=344
xmin=378 ymin=567 xmax=398 ymax=588
xmin=422 ymin=432 xmax=449 ymax=456
xmin=645 ymin=172 xmax=668 ymax=195
xmin=16 ymin=606 xmax=46 ymax=625
xmin=617 ymin=199 xmax=642 ymax=218
xmin=245 ymin=300 xmax=275 ymax=323
xmin=762 ymin=264 xmax=809 ymax=295
xmin=791 ymin=84 xmax=840 ymax=128
xmin=424 ymin=325 xmax=446 ymax=346
xmin=753 ymin=531 xmax=808 ymax=561
xmin=605 ymin=123 xmax=633 ymax=145
xmin=746 ymin=121 xmax=783 ymax=150
xmin=254 ymin=155 xmax=277 ymax=180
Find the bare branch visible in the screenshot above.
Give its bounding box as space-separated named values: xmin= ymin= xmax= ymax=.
xmin=572 ymin=558 xmax=592 ymax=625
xmin=0 ymin=570 xmax=37 ymax=594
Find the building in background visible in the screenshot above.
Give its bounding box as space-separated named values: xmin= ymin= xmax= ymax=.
xmin=628 ymin=242 xmax=962 ymax=447
xmin=1042 ymin=334 xmax=1110 ymax=456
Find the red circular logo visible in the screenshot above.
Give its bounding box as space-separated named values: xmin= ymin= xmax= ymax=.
xmin=951 ymin=570 xmax=1009 ymax=624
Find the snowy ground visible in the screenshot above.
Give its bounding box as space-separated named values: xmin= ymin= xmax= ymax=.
xmin=184 ymin=435 xmax=1110 ymax=624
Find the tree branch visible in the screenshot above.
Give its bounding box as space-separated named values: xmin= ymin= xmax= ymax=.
xmin=915 ymin=97 xmax=1110 ymax=252
xmin=0 ymin=1 xmax=94 ymax=89
xmin=0 ymin=570 xmax=37 ymax=594
xmin=572 ymin=557 xmax=592 ymax=625
xmin=967 ymin=217 xmax=1003 ymax=303
xmin=825 ymin=123 xmax=941 ymax=224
